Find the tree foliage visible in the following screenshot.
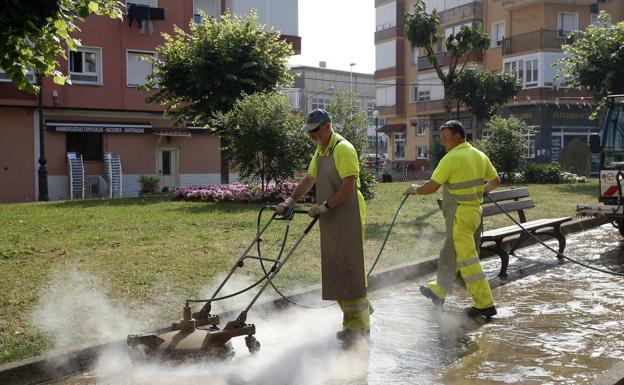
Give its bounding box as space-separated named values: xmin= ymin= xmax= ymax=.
xmin=455 ymin=64 xmax=522 ymax=138
xmin=222 ymin=92 xmax=312 ymax=190
xmin=474 ymin=116 xmax=532 ymax=182
xmin=405 ymin=0 xmax=490 ymax=115
xmin=143 ymin=12 xmax=293 ymax=129
xmin=556 ymin=12 xmax=624 ymax=117
xmin=0 ymin=0 xmax=123 ymax=92
xmin=327 ymin=91 xmax=377 ymax=199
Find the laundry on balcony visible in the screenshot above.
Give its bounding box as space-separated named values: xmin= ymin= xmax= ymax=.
xmin=128 ymin=4 xmax=165 ymax=35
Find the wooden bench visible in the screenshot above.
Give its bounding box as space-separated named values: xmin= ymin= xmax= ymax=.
xmin=480 ymin=187 xmax=571 ymax=278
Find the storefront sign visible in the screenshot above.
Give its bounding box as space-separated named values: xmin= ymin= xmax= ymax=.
xmin=46 ymin=123 xmax=152 ymax=134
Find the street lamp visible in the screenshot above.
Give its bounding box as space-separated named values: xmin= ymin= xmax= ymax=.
xmin=373 ymin=110 xmax=380 ymax=174
xmin=349 ymin=63 xmax=356 ymax=95
xmin=36 ymin=72 xmax=49 ymax=201
xmin=304 ymin=86 xmax=335 ymax=115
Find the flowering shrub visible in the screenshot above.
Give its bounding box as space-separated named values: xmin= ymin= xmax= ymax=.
xmin=170 ymin=182 xmax=314 ymax=203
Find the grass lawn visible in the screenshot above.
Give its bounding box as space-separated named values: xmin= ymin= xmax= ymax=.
xmin=0 ymin=179 xmax=599 ymax=364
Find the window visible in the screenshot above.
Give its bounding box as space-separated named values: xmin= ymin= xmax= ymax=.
xmin=376 ymin=41 xmax=396 ymax=70
xmin=505 ymin=58 xmax=542 ymax=88
xmin=443 ymin=23 xmax=473 ymax=49
xmin=375 ymin=81 xmax=396 ymax=107
xmin=311 ymin=97 xmax=331 ymax=110
xmin=376 ymin=2 xmax=396 ymax=31
xmin=525 ymin=134 xmax=536 ymax=159
xmin=282 ymin=88 xmax=301 ymax=110
xmin=417 ymin=124 xmax=426 ymax=136
xmin=194 ymin=0 xmax=219 ymax=22
xmin=394 ymin=133 xmax=405 ymax=159
xmin=492 ymin=21 xmax=505 ymax=47
xmin=417 ymin=145 xmax=427 ymax=159
xmin=69 ymin=47 xmax=102 ymax=84
xmin=418 ymin=90 xmax=431 ymax=102
xmin=558 ymin=12 xmax=578 ymax=37
xmin=127 ymin=50 xmax=155 ymax=86
xmin=525 ymin=59 xmax=538 ymax=87
xmin=409 ymin=84 xmax=418 ymax=103
xmin=411 ymin=46 xmax=419 ymax=65
xmin=66 ymin=133 xmax=103 ymax=161
xmin=367 ymin=100 xmax=376 ymax=125
xmin=127 ymin=0 xmax=157 ymax=6
xmin=0 ymin=67 xmax=34 ymax=83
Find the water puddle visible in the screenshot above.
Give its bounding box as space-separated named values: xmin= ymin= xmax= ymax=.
xmin=47 ymin=224 xmax=624 ymax=384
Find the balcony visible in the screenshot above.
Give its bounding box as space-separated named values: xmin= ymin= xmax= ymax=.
xmin=502 ymin=29 xmax=577 ymax=56
xmin=438 ymin=1 xmax=482 ymax=26
xmin=502 ymin=0 xmax=594 ymax=10
xmin=417 ymin=52 xmax=447 ymax=71
xmin=417 ymin=50 xmax=483 ymax=71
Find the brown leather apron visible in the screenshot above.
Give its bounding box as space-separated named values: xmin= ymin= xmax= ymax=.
xmin=316 ymin=141 xmax=367 ymax=301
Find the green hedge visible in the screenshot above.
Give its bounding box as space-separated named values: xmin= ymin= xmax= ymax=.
xmin=524 ymin=163 xmax=563 ymax=184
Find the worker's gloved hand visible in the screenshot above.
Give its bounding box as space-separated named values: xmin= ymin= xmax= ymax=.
xmin=308 ymin=202 xmax=329 ymax=218
xmin=276 ymin=196 xmax=295 ymax=215
xmin=403 ymin=184 xmax=420 ymax=196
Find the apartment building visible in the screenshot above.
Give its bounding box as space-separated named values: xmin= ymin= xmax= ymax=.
xmin=0 ymin=0 xmax=300 ymax=203
xmin=375 ymin=0 xmax=624 ymax=170
xmin=284 ymin=65 xmax=384 ymax=153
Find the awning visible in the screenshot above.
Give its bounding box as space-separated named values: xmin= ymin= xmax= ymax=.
xmin=46 ymin=122 xmax=152 ymax=134
xmin=153 ymin=127 xmax=192 ymax=137
xmin=376 ymin=123 xmax=406 ymax=133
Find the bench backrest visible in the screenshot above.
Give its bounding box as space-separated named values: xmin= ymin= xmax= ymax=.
xmin=483 ymin=187 xmax=534 ymax=222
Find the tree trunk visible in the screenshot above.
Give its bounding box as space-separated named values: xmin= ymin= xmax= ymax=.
xmin=443 ymin=84 xmax=454 ymax=120
xmin=474 ymin=117 xmax=485 ymax=140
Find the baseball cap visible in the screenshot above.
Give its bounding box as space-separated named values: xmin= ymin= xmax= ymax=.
xmin=301 ymin=109 xmax=331 ymax=132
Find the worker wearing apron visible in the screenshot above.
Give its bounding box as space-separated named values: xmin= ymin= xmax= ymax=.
xmin=404 ymin=120 xmax=501 ymax=318
xmin=276 ymin=109 xmax=370 ymax=342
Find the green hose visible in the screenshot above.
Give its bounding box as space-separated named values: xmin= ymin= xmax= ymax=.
xmin=367 ymin=194 xmax=410 ymax=277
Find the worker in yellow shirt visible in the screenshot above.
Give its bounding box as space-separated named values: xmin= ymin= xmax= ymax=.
xmin=405 ymin=120 xmax=501 ymax=318
xmin=276 ymin=109 xmax=370 ymax=343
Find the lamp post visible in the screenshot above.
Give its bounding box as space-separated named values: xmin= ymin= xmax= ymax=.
xmin=349 ymin=63 xmax=356 ymax=94
xmin=373 ymin=110 xmax=380 ymax=174
xmin=36 ymin=72 xmax=49 ymax=201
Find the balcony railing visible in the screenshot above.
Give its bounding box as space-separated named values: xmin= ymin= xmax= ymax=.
xmin=417 ymin=52 xmax=447 ymax=71
xmin=502 ymin=29 xmax=578 ymax=56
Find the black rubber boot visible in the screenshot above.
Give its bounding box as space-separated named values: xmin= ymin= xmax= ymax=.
xmin=419 ymin=285 xmax=444 ymax=306
xmin=464 ymin=306 xmax=497 ymax=318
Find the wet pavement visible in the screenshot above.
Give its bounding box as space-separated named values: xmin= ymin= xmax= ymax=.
xmin=48 ymin=224 xmax=624 ymax=385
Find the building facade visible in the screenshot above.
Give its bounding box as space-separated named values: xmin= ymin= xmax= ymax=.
xmin=285 ymin=65 xmax=385 ymax=154
xmin=374 ymin=0 xmax=624 ymax=170
xmin=0 ymin=0 xmax=300 ymax=203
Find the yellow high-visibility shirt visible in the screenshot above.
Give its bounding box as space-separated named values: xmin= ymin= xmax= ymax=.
xmin=431 ymin=142 xmax=498 ymax=206
xmin=307 ymin=132 xmax=366 ymax=234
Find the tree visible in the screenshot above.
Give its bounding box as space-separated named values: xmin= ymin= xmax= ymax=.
xmin=327 ymin=91 xmax=377 ymax=199
xmin=474 ymin=116 xmax=532 ymax=182
xmin=455 ymin=64 xmax=522 ymax=139
xmin=143 ymin=11 xmax=293 ymax=127
xmin=0 ymin=0 xmax=123 ymax=93
xmin=405 ymin=0 xmax=490 ymax=116
xmin=556 ymin=12 xmax=624 ymax=117
xmin=222 ymin=92 xmax=312 ymax=190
